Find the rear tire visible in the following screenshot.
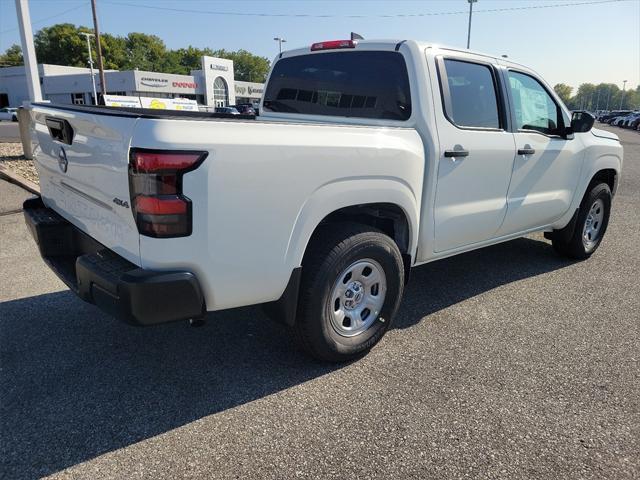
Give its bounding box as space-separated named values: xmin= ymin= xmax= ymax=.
xmin=294 ymin=223 xmax=404 ymax=362
xmin=552 ymin=182 xmax=611 ymax=259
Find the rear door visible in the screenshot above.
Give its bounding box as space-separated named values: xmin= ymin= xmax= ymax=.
xmin=32 ymin=105 xmax=141 ymax=264
xmin=496 ymin=69 xmax=583 ymax=235
xmin=432 ymin=56 xmax=516 ymax=252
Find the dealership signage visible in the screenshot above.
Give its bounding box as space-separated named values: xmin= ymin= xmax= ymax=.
xmin=234 ymin=81 xmax=264 ymax=99
xmin=140 ymin=77 xmax=168 ymax=88
xmin=135 ymin=72 xmax=199 ymax=93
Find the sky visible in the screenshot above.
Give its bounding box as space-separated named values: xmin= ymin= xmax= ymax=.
xmin=0 ymin=0 xmax=638 ymax=90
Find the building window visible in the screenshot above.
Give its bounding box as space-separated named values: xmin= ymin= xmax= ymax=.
xmin=71 ymin=93 xmax=85 ymax=105
xmin=213 ymin=77 xmax=228 ymax=107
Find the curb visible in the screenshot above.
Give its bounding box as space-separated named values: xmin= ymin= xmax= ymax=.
xmin=0 ymin=164 xmax=40 ymax=195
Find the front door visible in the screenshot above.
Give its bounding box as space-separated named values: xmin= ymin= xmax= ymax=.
xmin=497 ymin=70 xmax=583 ymax=235
xmin=433 ymin=57 xmax=516 ymax=252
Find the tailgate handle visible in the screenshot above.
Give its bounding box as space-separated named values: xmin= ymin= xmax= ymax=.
xmin=45 ymin=117 xmax=74 ymax=145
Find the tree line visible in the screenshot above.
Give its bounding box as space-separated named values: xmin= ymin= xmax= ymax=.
xmin=0 ymin=23 xmax=271 ymax=83
xmin=554 ymin=82 xmax=640 ymax=112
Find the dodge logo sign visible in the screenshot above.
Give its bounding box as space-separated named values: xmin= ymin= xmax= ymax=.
xmin=57 ymin=147 xmax=68 ymax=173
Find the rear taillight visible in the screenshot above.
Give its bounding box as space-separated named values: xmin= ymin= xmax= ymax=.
xmin=310 ymin=40 xmax=357 ymax=51
xmin=129 ymin=149 xmax=207 ymax=238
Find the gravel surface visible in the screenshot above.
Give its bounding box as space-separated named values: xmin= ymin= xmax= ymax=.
xmin=0 ymin=125 xmax=638 ymax=480
xmin=0 ymin=142 xmax=38 ymax=184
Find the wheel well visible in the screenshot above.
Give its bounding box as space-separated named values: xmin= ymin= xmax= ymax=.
xmin=591 ymin=169 xmax=617 ymax=194
xmin=316 ymin=203 xmax=411 ymax=255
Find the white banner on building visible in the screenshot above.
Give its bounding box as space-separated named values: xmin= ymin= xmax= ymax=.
xmin=139 ymin=97 xmax=199 ymax=111
xmin=103 ymin=95 xmax=142 ymax=108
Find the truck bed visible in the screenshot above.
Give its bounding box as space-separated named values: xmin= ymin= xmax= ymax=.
xmin=31 ymin=102 xmax=256 ymax=121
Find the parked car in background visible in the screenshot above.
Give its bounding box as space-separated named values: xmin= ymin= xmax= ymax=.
xmin=24 ymin=39 xmax=623 ymax=362
xmin=610 ymin=112 xmax=639 ymax=127
xmin=232 ymin=104 xmax=256 ymax=115
xmin=599 ymin=110 xmax=631 ymax=123
xmin=622 ymin=112 xmax=640 ymax=128
xmin=214 ymin=106 xmax=240 ymax=115
xmin=0 ymin=107 xmax=18 ymax=121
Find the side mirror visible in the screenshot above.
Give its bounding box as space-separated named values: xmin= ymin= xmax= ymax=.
xmin=570 ymin=111 xmax=595 ymax=133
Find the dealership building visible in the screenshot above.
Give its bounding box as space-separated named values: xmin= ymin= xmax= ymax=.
xmin=0 ymin=56 xmax=264 ymax=108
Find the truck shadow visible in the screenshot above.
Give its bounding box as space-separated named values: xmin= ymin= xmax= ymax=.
xmin=395 ymin=235 xmax=572 ymax=329
xmin=0 ymin=236 xmax=571 ymax=478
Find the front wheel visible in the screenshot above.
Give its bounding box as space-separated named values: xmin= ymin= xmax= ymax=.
xmin=294 ymin=223 xmax=405 ymax=362
xmin=552 ymin=182 xmax=612 ymax=259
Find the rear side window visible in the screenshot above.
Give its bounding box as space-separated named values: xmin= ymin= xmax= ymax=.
xmin=440 ymin=59 xmax=501 ymax=129
xmin=263 ymin=51 xmax=411 ymax=121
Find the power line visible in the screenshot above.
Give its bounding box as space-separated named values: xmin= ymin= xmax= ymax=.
xmin=99 ymin=0 xmax=631 ymax=19
xmin=0 ymin=3 xmax=89 ymax=35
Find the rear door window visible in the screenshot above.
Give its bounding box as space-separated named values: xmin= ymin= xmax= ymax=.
xmin=439 ymin=59 xmax=501 ymax=129
xmin=263 ymin=51 xmax=411 ymax=121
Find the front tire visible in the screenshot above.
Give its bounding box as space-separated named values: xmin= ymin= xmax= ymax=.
xmin=294 ymin=223 xmax=405 ymax=362
xmin=552 ymin=182 xmax=612 ymax=259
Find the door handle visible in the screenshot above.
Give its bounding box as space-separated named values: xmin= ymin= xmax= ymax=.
xmin=517 ymin=147 xmax=536 ymax=155
xmin=444 ymin=149 xmax=469 ymax=158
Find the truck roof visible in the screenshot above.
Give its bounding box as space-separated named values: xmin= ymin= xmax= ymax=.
xmin=279 ymin=39 xmax=528 ymax=70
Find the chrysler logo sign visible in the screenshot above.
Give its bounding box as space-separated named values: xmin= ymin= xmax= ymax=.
xmin=209 ymin=64 xmax=229 ymax=72
xmin=57 ymin=147 xmax=68 ymax=173
xmin=140 ymin=77 xmax=169 ymax=88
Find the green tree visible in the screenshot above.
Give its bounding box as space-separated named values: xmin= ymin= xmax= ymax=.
xmin=100 ymin=33 xmax=127 ymax=70
xmin=553 ymin=83 xmax=573 ymax=106
xmin=0 ymin=44 xmax=23 ymax=66
xmin=122 ymin=33 xmax=167 ymax=72
xmin=34 ymin=23 xmax=95 ymax=67
xmin=1 ymin=22 xmax=271 ymax=82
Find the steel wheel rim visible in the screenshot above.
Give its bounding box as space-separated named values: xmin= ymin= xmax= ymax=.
xmin=582 ymin=198 xmax=605 ymax=250
xmin=329 ymin=259 xmax=387 ymax=337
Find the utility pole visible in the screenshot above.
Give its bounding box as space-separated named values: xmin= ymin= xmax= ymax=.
xmin=467 ymin=0 xmax=478 ymax=49
xmin=604 ymin=86 xmax=611 ymax=111
xmin=618 ymin=80 xmax=627 ymax=110
xmin=595 ymin=87 xmax=601 ymax=111
xmin=14 ymin=0 xmax=42 ymax=102
xmin=91 ymin=0 xmax=107 ymax=99
xmin=273 ymin=37 xmax=287 ymax=54
xmin=80 ymin=32 xmax=98 ymax=105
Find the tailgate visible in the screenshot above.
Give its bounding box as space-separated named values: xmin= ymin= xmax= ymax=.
xmin=31 ymin=105 xmax=141 ymax=264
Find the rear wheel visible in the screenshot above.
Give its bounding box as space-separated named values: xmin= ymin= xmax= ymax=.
xmin=294 ymin=223 xmax=404 ymax=362
xmin=552 ymin=182 xmax=611 ymax=259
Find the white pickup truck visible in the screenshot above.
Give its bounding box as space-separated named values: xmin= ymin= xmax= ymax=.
xmin=24 ymin=39 xmax=623 ymax=362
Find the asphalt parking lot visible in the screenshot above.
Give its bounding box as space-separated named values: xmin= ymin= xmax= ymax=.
xmin=1 ymin=125 xmax=638 ymax=479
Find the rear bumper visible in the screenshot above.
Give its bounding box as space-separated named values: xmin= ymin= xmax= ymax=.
xmin=23 ymin=197 xmax=205 ymax=326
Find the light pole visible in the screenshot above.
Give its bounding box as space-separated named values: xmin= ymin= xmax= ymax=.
xmin=273 ymin=37 xmax=287 ymax=54
xmin=91 ymin=0 xmax=107 ymax=99
xmin=618 ymin=80 xmax=627 ymax=110
xmin=467 ymin=0 xmax=478 ymax=49
xmin=80 ymin=32 xmax=98 ymax=105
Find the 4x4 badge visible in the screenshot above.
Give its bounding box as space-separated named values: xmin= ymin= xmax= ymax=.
xmin=113 ymin=198 xmax=130 ymax=209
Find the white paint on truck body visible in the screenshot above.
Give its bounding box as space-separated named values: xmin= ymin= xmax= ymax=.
xmin=30 ymin=40 xmax=623 ymax=312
